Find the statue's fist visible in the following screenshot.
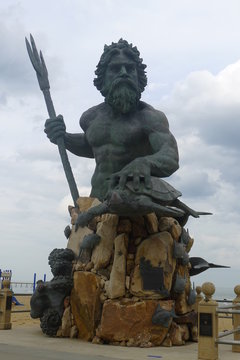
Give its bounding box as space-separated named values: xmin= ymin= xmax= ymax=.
xmin=44 ymin=115 xmax=66 ymax=144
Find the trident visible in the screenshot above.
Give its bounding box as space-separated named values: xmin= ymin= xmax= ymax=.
xmin=25 ymin=35 xmax=79 ymax=207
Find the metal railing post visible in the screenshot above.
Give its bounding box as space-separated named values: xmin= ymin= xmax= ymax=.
xmin=198 ymin=282 xmax=218 ymax=360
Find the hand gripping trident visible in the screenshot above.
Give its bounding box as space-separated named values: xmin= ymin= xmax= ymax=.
xmin=25 ymin=34 xmax=79 ymax=207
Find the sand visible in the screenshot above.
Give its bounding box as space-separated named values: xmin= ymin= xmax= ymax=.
xmin=11 ymin=295 xmax=39 ymax=327
xmin=10 ymin=294 xmax=233 ymax=332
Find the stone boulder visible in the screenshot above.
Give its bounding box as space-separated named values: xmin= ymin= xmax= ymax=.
xmin=70 ymin=271 xmax=102 ymax=341
xmin=67 ymin=198 xmax=101 ymax=257
xmin=97 ymin=298 xmax=174 ymax=346
xmin=91 ymin=214 xmax=119 ymax=270
xmin=105 ymin=233 xmax=128 ymax=299
xmin=130 ymin=231 xmax=176 ymax=298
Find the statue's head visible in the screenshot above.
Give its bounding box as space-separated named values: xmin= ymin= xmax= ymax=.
xmin=94 ymin=39 xmax=147 ymax=113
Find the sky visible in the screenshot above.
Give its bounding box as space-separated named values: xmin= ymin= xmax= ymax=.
xmin=0 ymin=0 xmax=240 ymax=295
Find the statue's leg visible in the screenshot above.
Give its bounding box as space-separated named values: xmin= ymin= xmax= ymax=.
xmin=75 ymin=202 xmax=109 ymax=230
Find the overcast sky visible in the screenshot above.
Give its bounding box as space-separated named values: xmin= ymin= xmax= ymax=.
xmin=1 ymin=0 xmax=240 ymax=295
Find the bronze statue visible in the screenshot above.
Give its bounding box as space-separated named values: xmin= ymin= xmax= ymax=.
xmin=26 ymin=38 xmax=223 ymax=344
xmin=44 ymin=39 xmax=179 ymax=202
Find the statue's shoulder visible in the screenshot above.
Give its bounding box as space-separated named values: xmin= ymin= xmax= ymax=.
xmin=139 ymin=101 xmax=169 ymax=127
xmin=80 ymin=103 xmax=105 ymax=131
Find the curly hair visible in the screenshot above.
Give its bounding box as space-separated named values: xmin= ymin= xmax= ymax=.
xmin=94 ymin=39 xmax=147 ymax=96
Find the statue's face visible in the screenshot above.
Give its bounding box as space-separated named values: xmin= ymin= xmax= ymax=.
xmin=103 ymin=50 xmax=141 ymax=114
xmin=104 ymin=50 xmax=138 ymax=89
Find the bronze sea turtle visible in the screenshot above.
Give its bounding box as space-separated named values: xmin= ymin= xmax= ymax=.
xmin=75 ymin=177 xmax=211 ymax=230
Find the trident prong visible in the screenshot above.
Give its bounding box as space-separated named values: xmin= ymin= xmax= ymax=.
xmin=25 ymin=35 xmax=50 ymax=91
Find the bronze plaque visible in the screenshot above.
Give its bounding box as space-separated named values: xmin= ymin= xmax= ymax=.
xmin=199 ymin=313 xmax=212 ymax=337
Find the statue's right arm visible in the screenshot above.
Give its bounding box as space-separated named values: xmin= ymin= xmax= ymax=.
xmin=44 ymin=115 xmax=94 ymax=158
xmin=64 ymin=132 xmax=94 ymax=158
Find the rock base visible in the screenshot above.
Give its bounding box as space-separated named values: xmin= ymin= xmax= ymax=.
xmin=63 ymin=197 xmax=198 ymax=347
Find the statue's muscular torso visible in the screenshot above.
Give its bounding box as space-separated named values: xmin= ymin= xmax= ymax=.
xmin=78 ymin=101 xmax=178 ymax=200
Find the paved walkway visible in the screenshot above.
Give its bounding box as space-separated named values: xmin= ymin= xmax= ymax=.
xmin=0 ymin=325 xmax=239 ymax=360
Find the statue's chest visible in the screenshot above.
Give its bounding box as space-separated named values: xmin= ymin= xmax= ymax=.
xmin=86 ymin=117 xmax=144 ymax=147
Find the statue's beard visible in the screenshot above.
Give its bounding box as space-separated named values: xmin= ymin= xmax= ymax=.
xmin=104 ymin=79 xmax=141 ymax=114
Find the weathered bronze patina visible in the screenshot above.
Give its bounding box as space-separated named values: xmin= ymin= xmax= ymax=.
xmin=44 ymin=39 xmax=179 ymax=202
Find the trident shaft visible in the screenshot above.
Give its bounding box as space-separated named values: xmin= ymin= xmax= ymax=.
xmin=25 ymin=34 xmax=79 ymax=207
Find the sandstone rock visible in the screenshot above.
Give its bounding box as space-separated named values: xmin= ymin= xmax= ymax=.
xmin=126 ymin=338 xmax=135 ymax=347
xmin=56 ymin=327 xmax=62 ymax=337
xmin=126 ymin=258 xmax=135 ymax=276
xmin=67 ymin=225 xmax=93 ymax=258
xmin=70 ymin=271 xmax=102 ymax=341
xmin=174 ymin=292 xmax=192 ymax=315
xmin=185 ymin=236 xmax=194 ymax=253
xmin=100 ymin=279 xmax=105 ymax=288
xmin=68 ymin=206 xmax=79 ymax=225
xmin=162 ymin=334 xmax=172 ymax=347
xmin=91 ymin=214 xmax=119 ymax=270
xmin=97 ymin=299 xmax=174 ymax=346
xmin=76 ymin=197 xmax=99 ymax=212
xmin=100 ymin=292 xmax=107 ymax=303
xmin=131 ymin=216 xmax=148 ymax=238
xmin=117 ymin=218 xmax=132 ymax=233
xmin=173 ymin=265 xmax=192 ymax=315
xmin=175 ymin=311 xmax=197 ymax=326
xmin=73 ymin=262 xmax=85 ymax=271
xmin=169 ymin=322 xmax=185 ymax=345
xmin=69 ymin=325 xmax=78 ymax=338
xmin=134 ymin=237 xmax=142 ymax=246
xmin=85 ymin=261 xmax=94 ymax=271
xmin=92 ymin=336 xmax=103 ymax=344
xmin=61 ymin=306 xmax=72 ymax=337
xmin=64 ymin=296 xmax=70 ymax=308
xmin=128 ymin=238 xmax=137 ymax=254
xmin=106 ymin=233 xmax=128 ymax=299
xmin=125 ymin=276 xmax=130 ymax=290
xmin=158 ymin=217 xmax=182 ymax=241
xmin=67 ymin=225 xmax=93 ymax=257
xmin=67 ymin=198 xmax=102 ymax=257
xmin=130 ymin=232 xmax=176 ymax=298
xmin=144 ymin=213 xmax=159 ymax=234
xmin=97 ymin=268 xmax=111 ymax=279
xmin=88 ymin=198 xmax=103 ymax=231
xmin=189 ymin=324 xmax=198 ymax=342
xmin=180 ymin=324 xmax=190 ymax=341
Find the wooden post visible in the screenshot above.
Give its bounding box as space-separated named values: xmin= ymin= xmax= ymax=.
xmin=232 ymin=285 xmax=240 ymax=353
xmin=198 ymin=282 xmax=218 ymax=360
xmin=0 ymin=279 xmax=13 ymax=329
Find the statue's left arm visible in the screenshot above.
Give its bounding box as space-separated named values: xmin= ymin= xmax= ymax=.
xmin=146 ymin=115 xmax=179 ymax=177
xmin=110 ymin=109 xmax=179 ymax=191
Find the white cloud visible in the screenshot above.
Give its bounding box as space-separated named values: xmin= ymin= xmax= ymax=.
xmin=161 ymin=59 xmax=240 ymax=287
xmin=163 ymin=61 xmax=240 ymax=149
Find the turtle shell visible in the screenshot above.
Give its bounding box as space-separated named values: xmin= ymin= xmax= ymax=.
xmin=125 ymin=176 xmax=182 ymax=203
